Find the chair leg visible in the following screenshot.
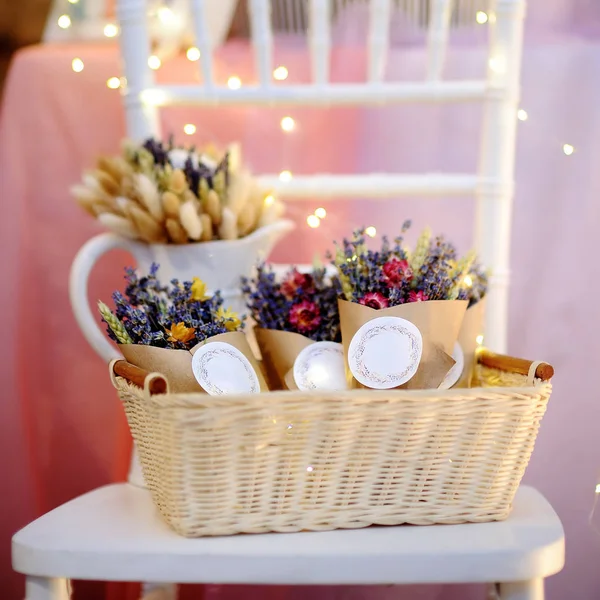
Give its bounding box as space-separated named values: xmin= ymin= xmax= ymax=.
xmin=25 ymin=576 xmax=70 ymax=600
xmin=140 ymin=582 xmax=178 ymax=600
xmin=498 ymin=579 xmax=544 ymax=600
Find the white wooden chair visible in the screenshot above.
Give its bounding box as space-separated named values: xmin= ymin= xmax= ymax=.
xmin=13 ymin=2 xmax=563 ymax=600
xmin=119 ymin=0 xmax=522 ymax=354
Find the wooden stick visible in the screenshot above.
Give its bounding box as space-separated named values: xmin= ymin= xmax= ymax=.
xmin=478 ymin=350 xmax=554 ymax=382
xmin=113 ymin=360 xmax=167 ymax=395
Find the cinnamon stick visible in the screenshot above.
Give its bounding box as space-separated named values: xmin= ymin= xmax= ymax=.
xmin=478 ymin=350 xmax=554 ymax=381
xmin=113 ymin=360 xmax=167 ymax=395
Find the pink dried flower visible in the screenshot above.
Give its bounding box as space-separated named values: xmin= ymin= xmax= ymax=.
xmin=408 ymin=290 xmax=429 ymax=302
xmin=359 ymin=292 xmax=389 ymax=310
xmin=289 ymin=300 xmax=322 ymax=333
xmin=280 ymin=269 xmax=316 ymax=300
xmin=382 ymin=258 xmax=413 ymax=287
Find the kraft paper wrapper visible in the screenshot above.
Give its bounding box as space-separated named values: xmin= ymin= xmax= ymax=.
xmin=455 ymin=297 xmax=486 ymax=388
xmin=119 ymin=331 xmax=268 ymax=394
xmin=338 ymin=298 xmax=468 ymax=390
xmin=119 ymin=344 xmax=201 ymax=393
xmin=254 ymin=328 xmax=314 ymax=391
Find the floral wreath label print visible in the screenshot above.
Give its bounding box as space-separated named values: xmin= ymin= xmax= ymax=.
xmin=191 ymin=342 xmax=261 ymax=395
xmin=348 ymin=316 xmax=423 ymax=389
xmin=438 ymin=342 xmax=465 ymax=390
xmin=293 ymin=341 xmax=348 ymax=392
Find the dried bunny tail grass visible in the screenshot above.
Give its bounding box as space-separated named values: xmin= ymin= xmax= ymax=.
xmin=97 ymin=155 xmax=133 ymax=181
xmin=225 ymin=170 xmax=250 ymax=216
xmin=409 ymin=226 xmax=432 ymax=275
xmin=129 ymin=205 xmax=166 ymax=243
xmin=162 ymin=191 xmax=180 ymax=218
xmin=169 ymin=169 xmax=188 ymax=195
xmin=199 ymin=213 xmax=213 ymax=241
xmin=134 ymin=173 xmax=164 ymax=221
xmin=93 ymin=170 xmax=121 ymax=196
xmin=97 ymin=212 xmax=140 ymax=239
xmin=213 ymin=171 xmax=226 ymax=198
xmin=198 ymin=178 xmax=210 ymax=203
xmin=98 ymin=301 xmax=133 ymax=344
xmin=227 ymin=142 xmax=241 ymax=175
xmin=115 ymin=195 xmax=139 ymax=218
xmin=204 ymin=189 xmax=222 ymax=226
xmin=70 ymin=184 xmax=104 ymax=216
xmin=219 ymin=207 xmax=238 ymax=240
xmin=166 ymin=218 xmax=189 ymax=244
xmin=237 ymin=202 xmax=257 ymax=237
xmin=180 ymin=201 xmax=203 ymax=240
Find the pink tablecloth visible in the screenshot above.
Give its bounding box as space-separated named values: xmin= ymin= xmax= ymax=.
xmin=3 ymin=33 xmax=600 ymax=600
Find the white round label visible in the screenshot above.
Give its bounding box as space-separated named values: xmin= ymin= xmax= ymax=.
xmin=348 ymin=316 xmax=423 ymax=389
xmin=293 ymin=341 xmax=348 ymax=392
xmin=191 ymin=342 xmax=260 ymax=395
xmin=438 ymin=342 xmax=464 ymax=390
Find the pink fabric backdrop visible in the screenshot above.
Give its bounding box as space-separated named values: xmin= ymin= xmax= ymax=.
xmin=2 ymin=4 xmax=600 ymax=599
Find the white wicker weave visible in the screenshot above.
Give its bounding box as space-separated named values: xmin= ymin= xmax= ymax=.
xmin=112 ymin=359 xmax=551 ymax=537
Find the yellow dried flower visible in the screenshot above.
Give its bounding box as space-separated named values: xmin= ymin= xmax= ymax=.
xmin=190 ymin=277 xmax=209 ymax=301
xmin=165 ymin=322 xmax=196 ymax=344
xmin=216 ymin=307 xmax=241 ymax=331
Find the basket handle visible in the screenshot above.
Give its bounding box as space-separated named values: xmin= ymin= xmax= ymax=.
xmin=477 ymin=350 xmax=554 ymax=382
xmin=111 ymin=359 xmax=169 ymax=395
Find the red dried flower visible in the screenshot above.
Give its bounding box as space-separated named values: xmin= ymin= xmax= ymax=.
xmin=359 ymin=292 xmax=389 ymax=310
xmin=382 ymin=258 xmax=413 ymax=287
xmin=281 ymin=269 xmax=316 ymax=300
xmin=408 ymin=290 xmax=429 ymax=302
xmin=289 ymin=300 xmax=322 ymax=333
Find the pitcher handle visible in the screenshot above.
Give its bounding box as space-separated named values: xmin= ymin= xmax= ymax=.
xmin=70 ymin=233 xmax=135 ymax=362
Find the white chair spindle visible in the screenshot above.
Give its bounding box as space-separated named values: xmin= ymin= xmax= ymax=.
xmin=368 ymin=0 xmax=392 ymax=82
xmin=190 ymin=0 xmax=214 ymax=88
xmin=117 ymin=0 xmax=159 ymax=141
xmin=309 ymin=0 xmax=331 ymax=84
xmin=475 ymin=0 xmax=525 ymax=353
xmin=426 ymin=0 xmax=453 ymax=80
xmin=249 ymin=0 xmax=273 ymax=87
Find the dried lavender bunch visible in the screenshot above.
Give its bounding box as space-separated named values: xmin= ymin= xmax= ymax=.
xmin=71 ymin=137 xmax=285 ymax=244
xmin=330 ymin=222 xmax=488 ymax=308
xmin=241 ymin=263 xmax=342 ymax=342
xmin=99 ymin=263 xmax=242 ymax=350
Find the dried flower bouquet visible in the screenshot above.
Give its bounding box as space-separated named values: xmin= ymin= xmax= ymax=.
xmin=331 ymin=221 xmax=488 ymax=389
xmin=71 ymin=138 xmax=285 ymax=244
xmin=242 ymin=263 xmax=341 ymax=390
xmin=100 ymin=264 xmax=266 ymax=393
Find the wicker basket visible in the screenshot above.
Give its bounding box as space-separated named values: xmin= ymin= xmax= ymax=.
xmin=110 ymin=350 xmax=553 ymax=537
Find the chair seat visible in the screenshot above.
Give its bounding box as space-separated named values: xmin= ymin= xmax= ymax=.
xmin=12 ymin=484 xmax=564 ymax=585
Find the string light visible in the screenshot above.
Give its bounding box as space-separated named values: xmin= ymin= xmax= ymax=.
xmin=186 ymin=47 xmax=201 ymax=61
xmin=563 ymin=144 xmax=574 ymax=156
xmin=273 ymin=65 xmax=288 ymax=80
xmin=58 ymin=14 xmax=71 ymax=29
xmin=365 ymin=226 xmax=377 ymax=237
xmin=463 ymin=275 xmax=473 ymax=287
xmin=157 ymin=6 xmax=176 ymax=24
xmin=106 ymin=76 xmax=121 ymax=89
xmin=306 ymin=466 xmax=314 ymax=472
xmin=315 ymin=207 xmax=326 ymax=219
xmin=307 ymin=215 xmax=320 ymax=228
xmin=476 ymin=11 xmax=488 ymax=24
xmin=517 ymin=109 xmax=528 ymax=121
xmin=71 ymin=58 xmax=84 ymax=73
xmin=183 ymin=123 xmax=196 ymax=135
xmin=476 ymin=334 xmax=484 ymax=345
xmin=596 ymin=484 xmax=600 ymax=494
xmin=281 ymin=116 xmax=295 ymax=132
xmin=67 ymin=0 xmax=79 ymax=3
xmin=264 ymin=195 xmax=275 ymax=206
xmin=228 ymin=76 xmax=242 ymax=89
xmin=148 ymin=55 xmax=161 ymax=70
xmin=104 ymin=23 xmax=119 ymax=37
xmin=279 ymin=170 xmax=292 ymax=182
